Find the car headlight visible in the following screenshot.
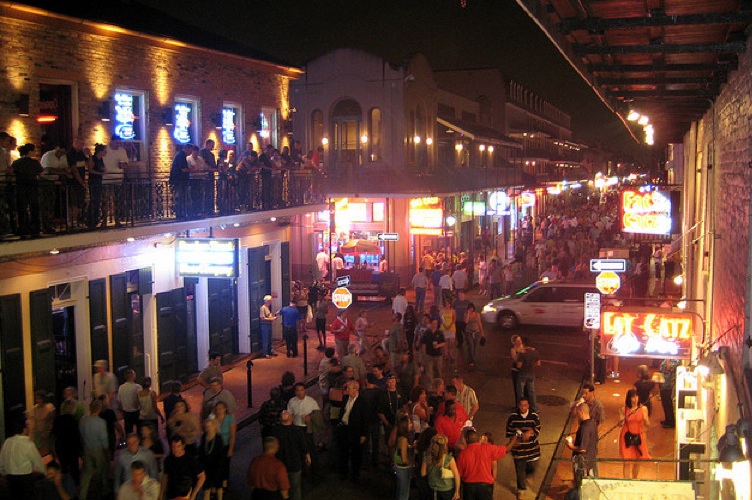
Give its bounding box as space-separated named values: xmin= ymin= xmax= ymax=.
xmin=482 ymin=304 xmax=497 ymax=313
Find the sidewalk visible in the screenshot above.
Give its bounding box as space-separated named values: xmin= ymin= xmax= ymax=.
xmin=543 ymin=357 xmax=677 ymax=499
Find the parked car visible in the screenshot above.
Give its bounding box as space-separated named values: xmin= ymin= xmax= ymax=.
xmin=481 ymin=280 xmax=601 ymax=329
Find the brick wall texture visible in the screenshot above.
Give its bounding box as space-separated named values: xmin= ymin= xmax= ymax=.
xmin=0 ymin=10 xmax=293 ymax=177
xmin=700 ymin=36 xmax=752 ymax=407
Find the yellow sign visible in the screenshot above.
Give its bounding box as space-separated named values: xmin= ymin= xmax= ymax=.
xmin=621 ymin=190 xmax=673 ymax=235
xmin=332 ymin=287 xmax=353 ymax=309
xmin=595 ymin=271 xmax=621 ymax=294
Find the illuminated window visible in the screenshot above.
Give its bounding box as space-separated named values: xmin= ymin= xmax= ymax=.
xmin=222 ymin=102 xmax=242 ymax=150
xmin=174 ymin=96 xmax=199 ymax=145
xmin=368 ymin=108 xmax=381 ymax=161
xmin=372 ymin=202 xmax=384 ymax=222
xmin=113 ymin=89 xmax=146 ymax=163
xmin=312 ymin=109 xmax=324 ymax=149
xmin=348 ymin=203 xmax=368 ymax=222
xmin=259 ymin=107 xmax=278 ymax=146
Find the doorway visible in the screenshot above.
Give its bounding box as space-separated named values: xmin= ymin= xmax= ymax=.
xmin=207 ymin=278 xmax=238 ymax=361
xmin=52 ymin=306 xmax=77 ymax=404
xmin=332 ymin=99 xmax=363 ymax=173
xmin=38 ymin=83 xmax=74 ymax=154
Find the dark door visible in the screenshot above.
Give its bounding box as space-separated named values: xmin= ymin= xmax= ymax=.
xmin=89 ymin=278 xmax=109 ymax=365
xmin=127 ymin=291 xmax=145 ymax=380
xmin=157 ymin=287 xmax=192 ymax=390
xmin=110 ymin=273 xmax=130 ymax=382
xmin=248 ymin=246 xmax=268 ymax=353
xmin=281 ymin=242 xmax=291 ymax=306
xmin=52 ymin=306 xmax=77 ymax=404
xmin=183 ymin=281 xmax=198 ymax=377
xmin=207 ymin=278 xmax=236 ymax=359
xmin=30 ymin=289 xmax=56 ymax=397
xmin=0 ymin=294 xmax=26 ymax=437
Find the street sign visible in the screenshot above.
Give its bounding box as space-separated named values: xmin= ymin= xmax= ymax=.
xmin=590 ymin=259 xmax=628 ymax=273
xmin=595 ymin=271 xmax=621 ymax=295
xmin=336 ymin=275 xmax=351 ymax=287
xmin=332 ymin=287 xmax=353 ymax=309
xmin=584 ymin=292 xmax=601 ymax=330
xmin=377 ymin=232 xmax=399 ymax=241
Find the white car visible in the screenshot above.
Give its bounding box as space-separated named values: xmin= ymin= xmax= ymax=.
xmin=481 ymin=281 xmax=601 ymax=329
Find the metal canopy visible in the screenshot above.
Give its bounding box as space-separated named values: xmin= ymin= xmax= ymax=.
xmin=515 ymin=0 xmax=752 ymax=145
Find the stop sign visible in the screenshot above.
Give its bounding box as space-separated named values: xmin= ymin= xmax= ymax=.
xmin=596 ymin=271 xmax=621 ymax=295
xmin=332 ymin=287 xmax=353 ymax=309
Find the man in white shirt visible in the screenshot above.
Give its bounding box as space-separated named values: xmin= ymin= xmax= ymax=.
xmin=104 ymin=136 xmax=129 ymax=184
xmin=452 ymin=375 xmax=480 ymax=420
xmin=287 ymin=382 xmax=320 ymax=428
xmin=118 ymin=369 xmax=142 ymax=434
xmin=0 ymin=412 xmax=46 ymax=496
xmin=187 ymin=147 xmax=210 ymax=216
xmin=411 ymin=269 xmax=429 ymax=313
xmin=379 ymin=255 xmax=388 ymax=273
xmin=452 ymin=265 xmax=468 ymax=294
xmin=40 ymin=145 xmax=69 ymax=179
xmin=331 ymin=253 xmax=344 ymax=277
xmin=117 ymin=460 xmax=160 ymax=500
xmin=316 ymin=249 xmax=330 ymax=280
xmin=391 ymin=288 xmax=408 ymax=316
xmin=438 ymin=268 xmax=454 ymax=303
xmin=94 ymin=359 xmax=118 ymax=406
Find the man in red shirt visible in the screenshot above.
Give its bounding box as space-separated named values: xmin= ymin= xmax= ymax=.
xmin=247 ymin=437 xmax=290 ymax=500
xmin=456 ymin=429 xmax=521 ymax=500
xmin=331 ymin=310 xmax=354 ymax=359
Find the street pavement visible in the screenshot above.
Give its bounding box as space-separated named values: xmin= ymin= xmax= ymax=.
xmin=168 ymin=286 xmax=676 ymax=499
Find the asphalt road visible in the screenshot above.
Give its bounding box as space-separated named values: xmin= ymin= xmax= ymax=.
xmin=222 ymin=318 xmax=588 ymax=500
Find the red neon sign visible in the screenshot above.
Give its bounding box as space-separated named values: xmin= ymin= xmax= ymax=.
xmin=600 ymin=308 xmax=696 ymax=359
xmin=621 ymin=190 xmax=673 ymax=235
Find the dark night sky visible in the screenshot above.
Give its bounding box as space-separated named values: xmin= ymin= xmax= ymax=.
xmin=38 ymin=0 xmax=639 ymax=152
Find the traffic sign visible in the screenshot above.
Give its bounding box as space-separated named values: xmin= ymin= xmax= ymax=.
xmin=584 ymin=292 xmax=601 ymax=330
xmin=332 ymin=287 xmax=353 ymax=309
xmin=336 ymin=275 xmax=351 ymax=287
xmin=377 ymin=232 xmax=399 ymax=241
xmin=590 ymin=258 xmax=627 ymax=273
xmin=595 ymin=271 xmax=621 ymax=295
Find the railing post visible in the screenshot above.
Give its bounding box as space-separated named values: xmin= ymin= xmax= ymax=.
xmin=303 ymin=333 xmax=308 ymax=376
xmin=246 ymin=359 xmax=254 ymax=408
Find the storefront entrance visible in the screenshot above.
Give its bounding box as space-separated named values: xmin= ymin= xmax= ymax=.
xmin=111 ymin=269 xmax=151 ymax=382
xmin=208 ymin=278 xmax=237 ymax=360
xmin=52 ymin=305 xmax=77 ymax=404
xmin=248 ymin=246 xmax=271 ymax=353
xmin=156 ymin=287 xmax=195 ymax=391
xmin=0 ymin=294 xmax=25 ymax=437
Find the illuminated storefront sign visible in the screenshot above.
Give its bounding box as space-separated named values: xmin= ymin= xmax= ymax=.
xmin=221 ymin=108 xmax=237 ymax=145
xmin=600 ymin=308 xmax=696 ymax=359
xmin=114 ymin=93 xmax=136 ymax=140
xmin=520 ymin=191 xmax=535 ymax=208
xmin=489 ymin=191 xmax=512 ymax=215
xmin=173 ymin=103 xmax=193 ymax=144
xmin=462 ymin=201 xmax=486 ymax=216
xmin=410 ymin=197 xmax=443 ymax=235
xmin=621 ymin=189 xmax=673 ymax=235
xmin=176 ymin=238 xmax=240 ymax=277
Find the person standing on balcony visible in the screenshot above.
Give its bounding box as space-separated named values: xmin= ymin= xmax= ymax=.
xmin=187 ymin=146 xmax=209 ymax=217
xmin=104 ymin=136 xmax=128 ymax=227
xmin=169 ymin=144 xmax=193 ymax=219
xmin=87 ymin=143 xmax=107 ymax=229
xmin=67 ymin=137 xmax=89 ymax=227
xmin=259 ymin=144 xmax=274 ymax=209
xmin=199 ymin=139 xmax=217 ymax=215
xmin=12 ymin=143 xmax=43 ymax=238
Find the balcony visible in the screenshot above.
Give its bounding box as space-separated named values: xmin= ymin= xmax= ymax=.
xmin=0 ymin=170 xmax=326 ymax=257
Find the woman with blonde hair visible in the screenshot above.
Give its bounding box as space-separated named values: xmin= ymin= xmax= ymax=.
xmin=199 ymin=417 xmax=225 ymax=500
xmin=420 ymin=434 xmax=460 ymax=500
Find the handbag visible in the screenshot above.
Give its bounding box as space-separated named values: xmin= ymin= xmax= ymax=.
xmin=624 ymin=431 xmax=642 ymax=448
xmin=479 ymin=336 xmax=486 ymax=347
xmin=440 ymin=465 xmax=454 ymax=479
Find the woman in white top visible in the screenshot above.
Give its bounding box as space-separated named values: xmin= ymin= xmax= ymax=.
xmin=137 ymin=377 xmax=165 ymax=434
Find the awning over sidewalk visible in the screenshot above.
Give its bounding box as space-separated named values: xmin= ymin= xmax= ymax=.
xmin=581 ymin=478 xmax=695 ymax=499
xmin=437 ymin=116 xmax=522 ymax=149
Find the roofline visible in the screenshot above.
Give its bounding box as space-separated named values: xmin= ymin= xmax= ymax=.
xmin=437 ymin=117 xmax=523 ymax=149
xmin=513 ymin=0 xmax=639 ymax=145
xmin=0 ymin=2 xmax=305 ymax=78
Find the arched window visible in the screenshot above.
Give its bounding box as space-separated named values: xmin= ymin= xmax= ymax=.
xmin=368 ymin=108 xmax=381 ymax=161
xmin=311 ymin=109 xmax=324 ymax=150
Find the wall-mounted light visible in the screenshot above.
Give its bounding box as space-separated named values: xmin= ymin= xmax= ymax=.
xmin=49 ymin=248 xmax=60 ymax=255
xmin=98 ymin=100 xmax=111 ymax=122
xmin=426 ymin=137 xmax=433 ymax=145
xmin=445 ymin=215 xmax=456 ymax=226
xmin=321 ymin=137 xmax=329 ymax=146
xmin=455 ymin=143 xmax=463 ymax=152
xmin=627 ymin=110 xmax=640 ymax=121
xmin=413 ymin=135 xmax=421 ymax=144
xmin=360 ymin=134 xmax=368 ymax=144
xmin=16 ymin=94 xmax=29 ymax=116
xmin=488 ymin=145 xmax=494 ymax=153
xmin=479 ymin=144 xmax=486 ymax=152
xmin=162 ymin=108 xmax=174 ymax=126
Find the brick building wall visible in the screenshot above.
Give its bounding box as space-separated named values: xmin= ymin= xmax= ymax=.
xmin=0 ymin=6 xmax=300 ymax=177
xmin=697 ymin=34 xmax=752 ymax=407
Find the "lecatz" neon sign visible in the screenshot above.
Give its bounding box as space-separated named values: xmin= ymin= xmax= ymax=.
xmin=621 ymin=190 xmax=673 ymax=235
xmin=600 ymin=309 xmax=695 ymax=359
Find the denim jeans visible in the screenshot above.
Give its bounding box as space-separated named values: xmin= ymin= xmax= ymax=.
xmin=464 ymin=331 xmax=479 ymax=365
xmin=261 ymin=323 xmax=272 ymax=355
xmin=414 ymin=287 xmax=426 ymax=312
xmin=394 ymin=464 xmax=412 ymax=500
xmin=516 ymin=373 xmax=537 ymax=412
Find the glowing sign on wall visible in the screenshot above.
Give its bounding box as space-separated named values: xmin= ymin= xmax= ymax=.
xmin=410 ymin=197 xmax=443 ymax=235
xmin=621 ymin=190 xmax=673 ymax=235
xmin=600 ymin=308 xmax=696 ymax=359
xmin=222 ymin=108 xmax=237 ymax=145
xmin=489 ymin=191 xmax=512 ymax=215
xmin=462 ymin=201 xmax=486 ymax=216
xmin=520 ymin=191 xmax=535 ymax=208
xmin=114 ymin=93 xmax=135 ymax=140
xmin=176 ymin=238 xmax=239 ymax=277
xmin=173 ymin=103 xmax=193 ymax=144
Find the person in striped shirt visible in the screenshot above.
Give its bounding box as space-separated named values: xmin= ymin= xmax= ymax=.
xmin=505 ymin=398 xmax=541 ymax=499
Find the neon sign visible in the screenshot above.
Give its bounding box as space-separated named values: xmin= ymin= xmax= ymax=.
xmin=222 ymin=108 xmax=236 ymax=145
xmin=114 ymin=93 xmax=135 ymax=140
xmin=463 ymin=201 xmax=486 ymax=216
xmin=600 ymin=308 xmax=695 ymax=359
xmin=176 ymin=238 xmax=240 ymax=277
xmin=410 ymin=197 xmax=441 ymax=209
xmin=621 ymin=190 xmax=673 ymax=235
xmin=173 ymin=103 xmax=192 ymax=144
xmin=520 ymin=191 xmax=535 ymax=207
xmin=489 ymin=191 xmax=511 ymax=215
